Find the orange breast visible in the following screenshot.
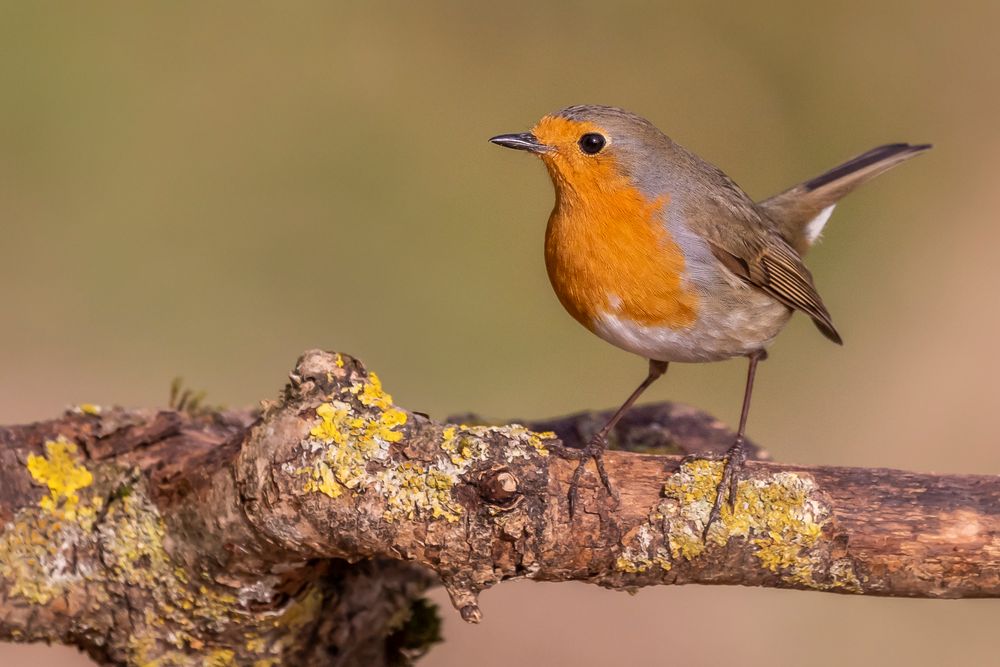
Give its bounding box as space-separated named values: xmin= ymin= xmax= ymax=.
xmin=543 ymin=165 xmax=699 ymax=331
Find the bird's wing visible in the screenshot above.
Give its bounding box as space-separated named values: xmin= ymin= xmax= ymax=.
xmin=706 ymin=226 xmax=842 ymax=345
xmin=679 ymin=160 xmax=842 ymax=344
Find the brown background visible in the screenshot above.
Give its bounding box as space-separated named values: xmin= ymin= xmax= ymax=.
xmin=1 ymin=2 xmax=998 ymax=665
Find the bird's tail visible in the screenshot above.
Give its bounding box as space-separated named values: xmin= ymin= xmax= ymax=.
xmin=759 ymin=143 xmax=931 ymax=253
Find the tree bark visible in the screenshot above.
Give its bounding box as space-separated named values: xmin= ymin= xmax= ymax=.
xmin=0 ymin=350 xmax=997 ymax=665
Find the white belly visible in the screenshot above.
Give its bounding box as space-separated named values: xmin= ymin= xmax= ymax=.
xmin=591 ymin=289 xmax=791 ymax=363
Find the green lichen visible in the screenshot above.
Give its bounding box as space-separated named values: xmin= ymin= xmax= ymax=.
xmin=649 ymin=459 xmax=861 ymax=591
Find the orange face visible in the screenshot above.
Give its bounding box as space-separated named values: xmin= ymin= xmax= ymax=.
xmin=531 ymin=115 xmax=699 ymax=331
xmin=531 ymin=115 xmax=620 ymax=195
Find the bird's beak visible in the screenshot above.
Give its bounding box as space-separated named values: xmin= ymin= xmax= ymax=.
xmin=489 ymin=132 xmax=550 ymax=153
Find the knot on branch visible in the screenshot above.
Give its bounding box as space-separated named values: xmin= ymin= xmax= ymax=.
xmin=479 ymin=468 xmax=522 ymax=508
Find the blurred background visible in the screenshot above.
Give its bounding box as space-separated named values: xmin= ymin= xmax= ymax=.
xmin=1 ymin=1 xmax=998 ymax=665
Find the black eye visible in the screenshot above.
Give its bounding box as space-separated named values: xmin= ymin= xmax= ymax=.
xmin=578 ymin=133 xmax=606 ymax=154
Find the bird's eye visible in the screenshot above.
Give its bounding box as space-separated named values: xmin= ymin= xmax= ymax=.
xmin=578 ymin=133 xmax=606 ymax=155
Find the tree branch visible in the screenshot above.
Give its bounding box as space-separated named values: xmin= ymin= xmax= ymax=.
xmin=0 ymin=350 xmax=997 ymax=665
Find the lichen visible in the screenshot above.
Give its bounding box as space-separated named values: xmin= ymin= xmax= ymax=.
xmin=297 ymin=373 xmax=413 ymax=514
xmin=440 ymin=425 xmax=488 ymax=466
xmin=0 ymin=438 xmax=104 ymax=604
xmin=301 ymin=400 xmax=398 ymax=499
xmin=615 ymin=524 xmax=672 ymax=574
xmin=375 ymin=461 xmax=461 ymax=522
xmin=128 ymin=643 xmax=240 ymax=667
xmin=353 ymin=371 xmax=395 ymax=410
xmin=100 ymin=491 xmax=247 ymax=640
xmin=296 ymin=372 xmax=554 ymax=525
xmin=109 ymin=496 xmax=332 ymax=665
xmin=497 ymin=424 xmax=552 ymax=460
xmin=378 ymin=422 xmax=554 ymax=522
xmin=26 ymin=437 xmax=97 ymax=522
xmin=0 ymin=436 xmax=305 ymax=664
xmin=615 ymin=459 xmax=861 ymax=591
xmin=94 ymin=487 xmax=298 ymax=664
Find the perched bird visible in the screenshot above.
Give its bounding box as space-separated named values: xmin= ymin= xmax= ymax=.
xmin=490 ymin=105 xmax=929 ymax=526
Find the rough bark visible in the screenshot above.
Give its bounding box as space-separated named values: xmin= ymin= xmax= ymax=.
xmin=0 ymin=349 xmax=997 ymax=665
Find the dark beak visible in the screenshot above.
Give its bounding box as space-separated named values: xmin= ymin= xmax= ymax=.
xmin=489 ymin=132 xmax=549 ymax=153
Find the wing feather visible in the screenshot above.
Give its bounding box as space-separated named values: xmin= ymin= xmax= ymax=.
xmin=709 ymin=237 xmax=842 ymax=344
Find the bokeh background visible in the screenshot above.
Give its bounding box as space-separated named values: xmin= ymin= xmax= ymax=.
xmin=2 ymin=2 xmax=998 ymax=665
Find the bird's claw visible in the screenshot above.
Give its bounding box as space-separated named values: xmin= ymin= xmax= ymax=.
xmin=567 ymin=435 xmax=620 ymax=518
xmin=702 ymin=437 xmax=748 ymax=540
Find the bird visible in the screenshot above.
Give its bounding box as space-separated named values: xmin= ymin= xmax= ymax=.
xmin=490 ymin=105 xmax=929 ymax=528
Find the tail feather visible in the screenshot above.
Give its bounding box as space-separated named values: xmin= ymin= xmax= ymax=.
xmin=760 ymin=143 xmax=931 ymax=253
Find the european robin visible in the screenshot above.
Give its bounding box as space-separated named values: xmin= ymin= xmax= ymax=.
xmin=490 ymin=105 xmax=929 ymax=526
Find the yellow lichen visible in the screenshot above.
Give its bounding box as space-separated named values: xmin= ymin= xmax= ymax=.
xmin=27 ymin=437 xmax=94 ymax=522
xmin=299 ymin=374 xmax=472 ymax=523
xmin=353 ymin=371 xmax=393 ymax=410
xmin=97 ymin=489 xmax=296 ymax=664
xmin=298 ymin=374 xmax=555 ymax=526
xmin=651 ymin=459 xmax=861 ymax=591
xmin=1 ymin=438 xmax=316 ymax=663
xmin=616 ymin=524 xmax=672 ymax=574
xmin=202 ymin=649 xmax=236 ymax=666
xmin=440 ymin=425 xmax=489 ymax=466
xmin=301 ymin=390 xmax=407 ymax=500
xmin=498 ymin=424 xmax=552 ymax=459
xmin=614 ymin=553 xmax=672 ymax=574
xmin=379 ymin=462 xmax=463 ymax=523
xmin=0 ymin=438 xmax=104 ymax=604
xmin=444 ymin=423 xmax=554 ymax=462
xmin=245 ymin=636 xmax=266 ymax=654
xmin=309 ymin=402 xmax=350 ymax=444
xmin=129 ymin=644 xmax=240 ymax=667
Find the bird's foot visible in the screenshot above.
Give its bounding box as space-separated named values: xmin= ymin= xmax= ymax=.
xmin=566 ymin=434 xmax=620 ymax=518
xmin=702 ymin=437 xmax=748 ymax=540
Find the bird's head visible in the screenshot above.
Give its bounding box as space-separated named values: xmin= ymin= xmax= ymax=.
xmin=490 ymin=105 xmax=672 ymax=199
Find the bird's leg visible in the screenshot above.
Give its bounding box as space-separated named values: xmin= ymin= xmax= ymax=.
xmin=568 ymin=359 xmax=669 ymax=517
xmin=703 ymin=350 xmax=765 ymax=539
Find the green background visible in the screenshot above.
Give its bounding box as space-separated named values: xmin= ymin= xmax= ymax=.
xmin=2 ymin=2 xmax=998 ymax=665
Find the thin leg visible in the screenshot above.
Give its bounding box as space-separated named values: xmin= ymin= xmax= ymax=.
xmin=703 ymin=350 xmax=765 ymax=538
xmin=568 ymin=359 xmax=669 ymax=517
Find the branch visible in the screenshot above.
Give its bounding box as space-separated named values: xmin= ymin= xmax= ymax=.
xmin=0 ymin=350 xmax=997 ymax=665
